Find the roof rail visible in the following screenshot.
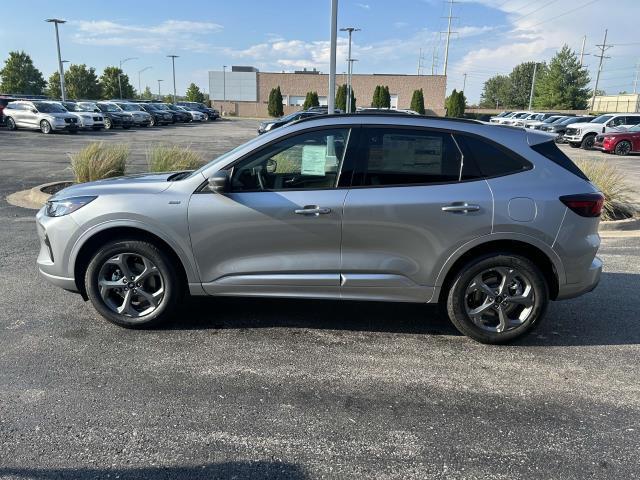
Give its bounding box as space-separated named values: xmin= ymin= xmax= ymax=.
xmin=291 ymin=112 xmax=482 ymax=126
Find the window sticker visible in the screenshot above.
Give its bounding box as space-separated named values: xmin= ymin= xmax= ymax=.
xmin=301 ymin=144 xmax=327 ymax=176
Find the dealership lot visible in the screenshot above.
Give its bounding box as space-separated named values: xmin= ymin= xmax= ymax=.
xmin=1 ymin=121 xmax=639 ymax=479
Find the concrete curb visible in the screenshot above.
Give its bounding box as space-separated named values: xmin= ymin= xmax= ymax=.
xmin=599 ymin=217 xmax=640 ymax=232
xmin=6 ymin=181 xmax=72 ymax=210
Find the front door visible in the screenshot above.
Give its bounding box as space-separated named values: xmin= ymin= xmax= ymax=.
xmin=189 ymin=127 xmax=355 ymax=298
xmin=340 ymin=126 xmax=493 ymax=302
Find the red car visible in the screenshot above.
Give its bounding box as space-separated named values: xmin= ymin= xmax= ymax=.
xmin=594 ymin=124 xmax=640 ymax=155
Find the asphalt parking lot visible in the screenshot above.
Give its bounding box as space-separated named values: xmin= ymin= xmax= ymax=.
xmin=0 ymin=121 xmax=639 ymax=479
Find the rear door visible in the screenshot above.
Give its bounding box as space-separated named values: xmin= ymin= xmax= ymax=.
xmin=340 ymin=126 xmax=493 ymax=301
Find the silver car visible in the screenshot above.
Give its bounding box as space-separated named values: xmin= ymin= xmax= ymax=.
xmin=36 ymin=115 xmax=603 ymax=343
xmin=4 ymin=100 xmax=79 ymax=133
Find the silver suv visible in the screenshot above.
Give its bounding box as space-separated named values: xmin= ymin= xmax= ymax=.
xmin=36 ymin=115 xmax=603 ymax=343
xmin=4 ymin=100 xmax=79 ymax=133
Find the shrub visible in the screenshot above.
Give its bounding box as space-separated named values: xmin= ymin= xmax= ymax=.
xmin=69 ymin=142 xmax=128 ymax=183
xmin=574 ymin=158 xmax=637 ymax=220
xmin=147 ymin=145 xmax=205 ymax=172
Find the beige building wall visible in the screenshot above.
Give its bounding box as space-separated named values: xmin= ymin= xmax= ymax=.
xmin=592 ymin=94 xmax=640 ymax=113
xmin=212 ymin=71 xmax=446 ymax=117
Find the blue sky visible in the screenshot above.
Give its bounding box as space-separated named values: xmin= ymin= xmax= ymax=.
xmin=1 ymin=0 xmax=638 ymax=103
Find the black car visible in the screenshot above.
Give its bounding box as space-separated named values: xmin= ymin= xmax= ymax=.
xmin=176 ymin=101 xmax=219 ymax=120
xmin=0 ymin=96 xmax=18 ymax=125
xmin=95 ymin=102 xmax=133 ymax=130
xmin=257 ymin=110 xmax=324 ymax=134
xmin=137 ymin=103 xmax=173 ymax=126
xmin=164 ymin=104 xmax=191 ymax=123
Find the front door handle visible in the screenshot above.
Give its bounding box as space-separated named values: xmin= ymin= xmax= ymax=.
xmin=294 ymin=205 xmax=332 ymax=216
xmin=441 ymin=203 xmax=481 ymax=213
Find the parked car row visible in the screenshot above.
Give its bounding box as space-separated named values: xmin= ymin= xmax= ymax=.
xmin=0 ymin=97 xmax=219 ymax=134
xmin=490 ymin=110 xmax=640 ymax=155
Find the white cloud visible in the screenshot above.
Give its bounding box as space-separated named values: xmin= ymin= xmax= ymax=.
xmin=70 ymin=19 xmax=222 ymax=53
xmin=356 ymin=3 xmax=371 ymax=9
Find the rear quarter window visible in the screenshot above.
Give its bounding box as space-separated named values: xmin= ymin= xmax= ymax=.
xmin=455 ymin=134 xmax=531 ymax=178
xmin=530 ymin=141 xmax=589 ymax=181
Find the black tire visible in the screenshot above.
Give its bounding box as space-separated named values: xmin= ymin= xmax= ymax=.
xmin=614 ymin=140 xmax=632 ymax=156
xmin=5 ymin=117 xmax=17 ymax=130
xmin=445 ymin=254 xmax=548 ymax=344
xmin=40 ymin=120 xmax=52 ymax=134
xmin=85 ymin=239 xmax=180 ymax=328
xmin=149 ymin=116 xmax=156 ymax=127
xmin=581 ymin=134 xmax=596 ymax=150
xmin=104 ymin=118 xmax=113 ymax=130
xmin=203 ymin=113 xmax=209 ymax=121
xmin=569 ymin=142 xmax=580 ymax=148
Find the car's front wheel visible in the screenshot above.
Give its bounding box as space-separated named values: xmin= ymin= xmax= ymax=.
xmin=104 ymin=118 xmax=113 ymax=130
xmin=614 ymin=140 xmax=632 ymax=156
xmin=40 ymin=120 xmax=52 ymax=134
xmin=581 ymin=134 xmax=596 ymax=150
xmin=5 ymin=117 xmax=17 ymax=130
xmin=446 ymin=254 xmax=548 ymax=344
xmin=85 ymin=239 xmax=180 ymax=328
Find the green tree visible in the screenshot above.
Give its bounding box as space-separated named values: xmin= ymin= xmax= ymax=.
xmin=47 ymin=71 xmax=62 ymax=98
xmin=479 ymin=74 xmax=511 ymax=108
xmin=47 ymin=64 xmax=101 ymax=100
xmin=534 ymin=45 xmax=591 ymax=110
xmin=506 ymin=61 xmax=546 ymax=108
xmin=379 ymin=85 xmax=391 ymax=108
xmin=410 ymin=88 xmax=425 ymax=114
xmin=185 ymin=83 xmax=205 ymax=103
xmin=141 ymin=86 xmax=153 ymax=100
xmin=371 ymin=85 xmax=381 ymax=107
xmin=99 ymin=66 xmax=135 ymax=99
xmin=0 ymin=51 xmax=46 ymax=95
xmin=303 ymin=91 xmax=320 ymax=109
xmin=335 ymin=84 xmax=347 ymax=111
xmin=445 ymin=89 xmax=466 ymax=117
xmin=268 ymin=86 xmax=284 ymax=117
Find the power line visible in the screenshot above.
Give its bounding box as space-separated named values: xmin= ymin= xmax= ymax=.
xmin=517 ymin=0 xmax=560 ymax=20
xmin=525 ymin=0 xmax=599 ymax=29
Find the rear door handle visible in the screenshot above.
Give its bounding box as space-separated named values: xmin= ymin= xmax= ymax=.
xmin=294 ymin=205 xmax=332 ymax=216
xmin=441 ymin=203 xmax=481 ymax=213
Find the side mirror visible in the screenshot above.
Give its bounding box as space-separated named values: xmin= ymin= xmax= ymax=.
xmin=207 ymin=170 xmax=230 ymax=193
xmin=31 ymin=109 xmax=38 ymax=114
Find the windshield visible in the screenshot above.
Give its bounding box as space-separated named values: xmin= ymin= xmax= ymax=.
xmin=62 ymin=102 xmax=80 ymax=112
xmin=34 ymin=102 xmax=68 ymax=113
xmin=278 ymin=111 xmax=303 ymax=122
xmin=118 ymin=103 xmax=141 ymax=112
xmin=77 ymin=102 xmax=99 ymax=112
xmin=590 ymin=115 xmax=613 ymax=124
xmin=98 ymin=103 xmax=120 ymax=112
xmin=153 ymin=103 xmax=170 ymax=110
xmin=544 ymin=116 xmax=562 ymax=123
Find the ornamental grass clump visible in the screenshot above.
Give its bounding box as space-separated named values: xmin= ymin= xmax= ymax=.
xmin=147 ymin=145 xmax=205 ymax=172
xmin=575 ymin=158 xmax=637 ymax=221
xmin=70 ymin=142 xmax=128 ymax=183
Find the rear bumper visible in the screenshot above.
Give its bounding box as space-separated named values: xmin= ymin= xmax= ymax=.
xmin=556 ymin=257 xmax=602 ymax=300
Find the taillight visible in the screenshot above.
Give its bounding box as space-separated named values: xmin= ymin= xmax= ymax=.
xmin=560 ymin=193 xmax=604 ymax=217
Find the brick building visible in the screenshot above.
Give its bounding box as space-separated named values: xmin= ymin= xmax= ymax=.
xmin=209 ymin=66 xmax=446 ymax=117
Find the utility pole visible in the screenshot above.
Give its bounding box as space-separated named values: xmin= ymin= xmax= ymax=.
xmin=417 ymin=48 xmax=426 ymax=75
xmin=442 ymin=0 xmax=457 ymax=78
xmin=138 ymin=66 xmax=152 ymax=97
xmin=167 ymin=55 xmax=179 ymax=103
xmin=634 ymin=60 xmax=640 ymax=94
xmin=118 ymin=57 xmax=137 ymax=100
xmin=348 ymin=58 xmax=358 ymax=112
xmin=528 ymin=63 xmax=538 ymax=110
xmin=222 ymin=65 xmax=227 ymax=104
xmin=340 ymin=27 xmax=360 ymax=113
xmin=431 ymin=34 xmax=440 ymax=75
xmin=328 ymin=0 xmax=338 ymax=114
xmin=590 ymin=29 xmax=612 ymax=111
xmin=46 ymin=19 xmax=67 ymax=101
xmin=579 ymin=35 xmax=586 ymax=67
xmin=462 ymin=73 xmax=467 ymax=92
xmin=157 ymin=79 xmax=163 ymax=100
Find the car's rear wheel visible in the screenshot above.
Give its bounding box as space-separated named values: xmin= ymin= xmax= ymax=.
xmin=203 ymin=113 xmax=209 ymax=121
xmin=446 ymin=254 xmax=548 ymax=344
xmin=104 ymin=118 xmax=113 ymax=130
xmin=614 ymin=140 xmax=632 ymax=156
xmin=149 ymin=116 xmax=156 ymax=127
xmin=40 ymin=120 xmax=52 ymax=134
xmin=85 ymin=239 xmax=180 ymax=328
xmin=5 ymin=117 xmax=17 ymax=130
xmin=581 ymin=134 xmax=596 ymax=150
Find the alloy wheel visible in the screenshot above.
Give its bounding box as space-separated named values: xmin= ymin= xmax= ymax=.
xmin=615 ymin=141 xmax=631 ymax=156
xmin=97 ymin=253 xmax=165 ymax=319
xmin=104 ymin=118 xmax=112 ymax=129
xmin=40 ymin=120 xmax=51 ymax=134
xmin=464 ymin=266 xmax=535 ymax=333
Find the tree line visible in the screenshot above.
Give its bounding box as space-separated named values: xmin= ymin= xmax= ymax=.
xmin=479 ymin=45 xmax=591 ymax=110
xmin=0 ymin=50 xmax=208 ymax=103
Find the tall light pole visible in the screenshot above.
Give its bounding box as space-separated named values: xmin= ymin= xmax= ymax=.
xmin=340 ymin=27 xmax=360 ymax=113
xmin=528 ymin=63 xmax=538 ymax=111
xmin=328 ymin=0 xmax=338 ymax=114
xmin=223 ymin=65 xmax=227 ymax=105
xmin=167 ymin=55 xmax=179 ymax=103
xmin=138 ymin=66 xmax=152 ymax=96
xmin=118 ymin=57 xmax=137 ymax=99
xmin=348 ymin=59 xmax=358 ymax=112
xmin=45 ymin=19 xmax=67 ymax=101
xmin=157 ymin=79 xmax=164 ymax=100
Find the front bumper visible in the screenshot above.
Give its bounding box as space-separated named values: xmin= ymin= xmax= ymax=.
xmin=556 ymin=257 xmax=602 ymax=300
xmin=36 ymin=208 xmax=80 ymax=292
xmin=564 ymin=134 xmax=582 ymax=143
xmin=52 ymin=123 xmax=79 ymax=131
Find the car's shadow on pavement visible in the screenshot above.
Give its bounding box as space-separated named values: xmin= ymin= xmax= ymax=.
xmin=166 ymin=272 xmax=640 ymax=346
xmin=0 ymin=462 xmax=309 ymax=480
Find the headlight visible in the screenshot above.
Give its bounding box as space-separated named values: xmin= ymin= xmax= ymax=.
xmin=54 ymin=117 xmax=66 ymax=124
xmin=264 ymin=123 xmax=273 ymax=131
xmin=45 ymin=196 xmax=97 ymax=217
